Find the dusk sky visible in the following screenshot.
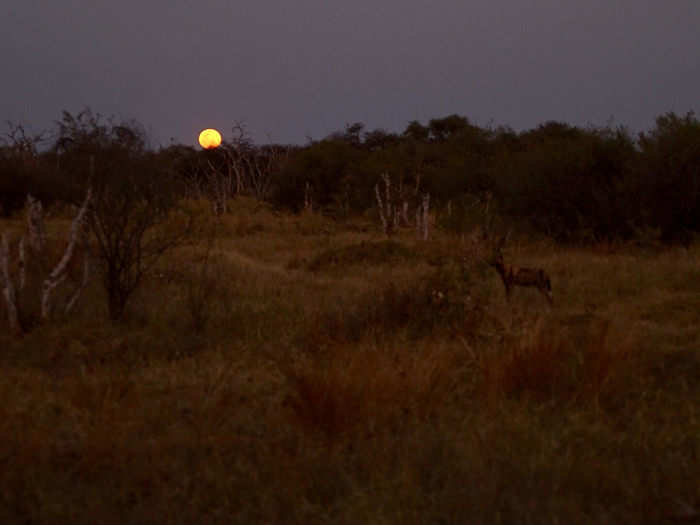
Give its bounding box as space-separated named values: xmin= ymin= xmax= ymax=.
xmin=2 ymin=1 xmax=699 ymax=147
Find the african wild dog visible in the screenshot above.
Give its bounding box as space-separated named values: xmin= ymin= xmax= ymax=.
xmin=488 ymin=237 xmax=553 ymax=305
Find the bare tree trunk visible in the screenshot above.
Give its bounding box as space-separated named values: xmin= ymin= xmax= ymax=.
xmin=65 ymin=252 xmax=90 ymax=315
xmin=41 ymin=187 xmax=92 ymax=319
xmin=18 ymin=237 xmax=26 ymax=291
xmin=375 ymin=173 xmax=396 ymax=235
xmin=415 ymin=193 xmax=430 ymax=240
xmin=304 ymin=181 xmax=313 ymax=212
xmin=0 ymin=234 xmax=20 ymax=334
xmin=26 ymin=194 xmax=46 ymax=251
xmin=383 ymin=173 xmax=392 ymax=225
xmin=375 ymin=183 xmax=388 ymax=234
xmin=422 ymin=193 xmax=430 ymax=241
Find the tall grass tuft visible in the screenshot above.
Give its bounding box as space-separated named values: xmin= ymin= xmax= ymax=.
xmin=280 ymin=343 xmax=457 ymax=444
xmin=481 ymin=318 xmax=636 ymax=407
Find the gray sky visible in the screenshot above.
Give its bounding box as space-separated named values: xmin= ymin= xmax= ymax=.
xmin=2 ymin=1 xmax=699 ymax=147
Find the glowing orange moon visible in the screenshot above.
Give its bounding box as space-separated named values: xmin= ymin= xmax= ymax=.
xmin=198 ymin=128 xmax=222 ymax=149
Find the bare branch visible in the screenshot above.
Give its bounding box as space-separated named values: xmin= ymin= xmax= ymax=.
xmin=41 ymin=187 xmax=92 ymax=319
xmin=26 ymin=195 xmax=46 ymax=252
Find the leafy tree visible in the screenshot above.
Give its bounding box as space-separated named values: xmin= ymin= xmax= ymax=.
xmin=427 ymin=114 xmax=471 ymax=142
xmin=402 ymin=120 xmax=430 ymax=142
xmin=492 ymin=124 xmax=636 ymax=240
xmin=362 ymin=128 xmax=400 ymax=152
xmin=636 ymin=112 xmax=700 ymax=242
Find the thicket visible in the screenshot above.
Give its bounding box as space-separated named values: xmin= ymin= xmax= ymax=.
xmin=2 ymin=110 xmax=699 ymax=243
xmin=273 ymin=114 xmax=699 ymax=243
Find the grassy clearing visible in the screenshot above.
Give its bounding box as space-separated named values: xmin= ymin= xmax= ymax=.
xmin=1 ymin=199 xmax=699 ymax=523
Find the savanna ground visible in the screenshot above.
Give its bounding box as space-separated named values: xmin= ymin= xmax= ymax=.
xmin=1 ymin=198 xmax=699 ymax=524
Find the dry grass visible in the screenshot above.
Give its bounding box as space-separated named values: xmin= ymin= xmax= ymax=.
xmin=0 ymin=200 xmax=699 ymax=523
xmin=280 ymin=342 xmax=458 ymax=443
xmin=480 ymin=318 xmax=638 ymax=407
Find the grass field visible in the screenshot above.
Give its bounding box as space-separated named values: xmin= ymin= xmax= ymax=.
xmin=1 ymin=198 xmax=699 ymax=524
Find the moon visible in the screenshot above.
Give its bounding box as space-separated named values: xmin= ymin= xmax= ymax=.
xmin=198 ymin=128 xmax=222 ymax=149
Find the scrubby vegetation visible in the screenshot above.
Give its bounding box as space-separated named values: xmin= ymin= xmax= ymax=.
xmin=4 ymin=109 xmax=700 ymax=243
xmin=0 ymin=110 xmax=699 ymax=523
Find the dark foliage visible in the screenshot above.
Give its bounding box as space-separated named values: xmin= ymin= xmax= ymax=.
xmin=3 ymin=109 xmax=698 ymax=244
xmin=635 ymin=112 xmax=700 ymax=243
xmin=0 ymin=124 xmax=69 ymax=216
xmin=270 ymin=112 xmax=699 ymax=243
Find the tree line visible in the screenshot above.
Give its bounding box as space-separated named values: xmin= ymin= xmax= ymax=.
xmin=2 ymin=109 xmax=699 ymax=243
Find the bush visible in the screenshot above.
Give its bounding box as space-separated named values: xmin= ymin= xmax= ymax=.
xmin=635 ymin=112 xmax=700 ymax=243
xmin=491 ymin=123 xmax=637 ymax=241
xmin=299 ymin=261 xmax=484 ymax=348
